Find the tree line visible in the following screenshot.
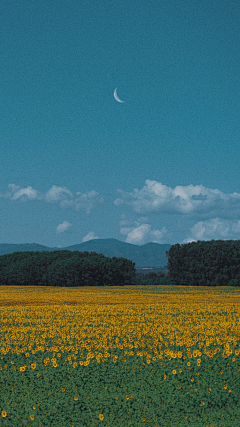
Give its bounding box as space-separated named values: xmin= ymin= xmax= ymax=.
xmin=0 ymin=239 xmax=239 ymax=287
xmin=166 ymin=239 xmax=240 ymax=286
xmin=0 ymin=250 xmax=137 ymax=287
xmin=0 ymin=250 xmax=171 ymax=287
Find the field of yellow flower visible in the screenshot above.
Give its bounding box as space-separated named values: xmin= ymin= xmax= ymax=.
xmin=1 ymin=285 xmax=240 ymax=426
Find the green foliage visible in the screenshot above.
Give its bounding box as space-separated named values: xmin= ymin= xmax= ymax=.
xmin=166 ymin=239 xmax=240 ymax=287
xmin=0 ymin=251 xmax=136 ymax=287
xmin=227 ymin=278 xmax=240 ymax=287
xmin=3 ymin=239 xmax=240 ymax=288
xmin=1 ymin=352 xmax=240 ymax=426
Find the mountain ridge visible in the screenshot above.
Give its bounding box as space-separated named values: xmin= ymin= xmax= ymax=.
xmin=0 ymin=239 xmax=172 ymax=270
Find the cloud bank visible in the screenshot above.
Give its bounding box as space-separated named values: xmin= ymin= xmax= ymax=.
xmin=82 ymin=231 xmax=99 ymax=242
xmin=119 ymin=214 xmax=168 ymax=245
xmin=114 ymin=180 xmax=240 ymax=218
xmin=115 ymin=181 xmax=240 ymax=245
xmin=56 ymin=221 xmax=73 ymax=234
xmin=120 ymin=223 xmax=168 ymax=245
xmin=1 ymin=180 xmax=240 ymax=245
xmin=1 ymin=184 xmax=104 ymax=214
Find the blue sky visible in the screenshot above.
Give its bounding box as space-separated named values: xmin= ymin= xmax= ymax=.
xmin=1 ymin=0 xmax=240 ymax=247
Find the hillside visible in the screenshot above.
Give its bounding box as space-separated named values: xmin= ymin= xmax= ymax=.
xmin=0 ymin=239 xmax=172 ymax=270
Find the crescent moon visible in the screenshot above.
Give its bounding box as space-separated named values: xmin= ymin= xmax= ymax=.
xmin=114 ymin=88 xmax=125 ymax=103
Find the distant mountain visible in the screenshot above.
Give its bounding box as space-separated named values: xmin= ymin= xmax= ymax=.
xmin=0 ymin=243 xmax=53 ymax=255
xmin=0 ymin=238 xmax=172 ymax=270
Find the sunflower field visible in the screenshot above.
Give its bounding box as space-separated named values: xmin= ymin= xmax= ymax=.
xmin=0 ymin=285 xmax=240 ymax=426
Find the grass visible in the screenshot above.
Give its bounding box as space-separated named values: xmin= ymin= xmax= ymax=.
xmin=0 ymin=284 xmax=240 ymax=426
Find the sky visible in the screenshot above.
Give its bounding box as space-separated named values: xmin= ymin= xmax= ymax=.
xmin=1 ymin=0 xmax=240 ymax=248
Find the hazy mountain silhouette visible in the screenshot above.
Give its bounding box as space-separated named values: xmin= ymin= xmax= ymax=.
xmin=0 ymin=238 xmax=172 ymax=269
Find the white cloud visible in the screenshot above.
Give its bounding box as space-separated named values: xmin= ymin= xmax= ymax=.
xmin=3 ymin=184 xmax=42 ymax=201
xmin=56 ymin=221 xmax=73 ymax=234
xmin=183 ymin=218 xmax=240 ymax=244
xmin=121 ymin=223 xmax=168 ymax=245
xmin=45 ymin=185 xmax=73 ymax=203
xmin=124 ymin=224 xmax=151 ymax=244
xmin=114 ymin=180 xmax=240 ymax=218
xmin=82 ymin=231 xmax=99 ymax=242
xmin=61 ymin=190 xmax=104 ymax=214
xmin=1 ymin=183 xmax=103 ymax=214
xmin=151 ymin=228 xmax=168 ymax=241
xmin=119 ymin=213 xmax=149 ymax=227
